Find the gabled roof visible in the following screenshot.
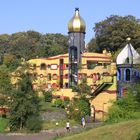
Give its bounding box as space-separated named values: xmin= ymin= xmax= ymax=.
xmin=116 ymin=43 xmax=140 ymax=65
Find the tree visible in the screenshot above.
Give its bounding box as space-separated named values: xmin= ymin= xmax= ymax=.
xmin=72 ymin=78 xmax=91 ymax=95
xmin=9 ymin=73 xmax=41 ymax=131
xmin=0 ymin=31 xmax=68 ymax=61
xmin=68 ymin=96 xmax=90 ymax=121
xmin=88 ymin=15 xmax=140 ymax=53
xmin=87 ymin=38 xmax=97 ymax=52
xmin=0 ymin=65 xmax=12 ymax=109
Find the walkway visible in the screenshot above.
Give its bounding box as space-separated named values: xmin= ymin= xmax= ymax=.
xmin=0 ymin=122 xmax=102 ymax=140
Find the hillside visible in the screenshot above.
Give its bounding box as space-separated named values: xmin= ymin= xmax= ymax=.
xmin=57 ymin=119 xmax=140 ymax=140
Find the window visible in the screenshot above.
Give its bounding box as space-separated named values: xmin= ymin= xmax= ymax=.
xmin=47 ymin=74 xmax=51 ymax=81
xmin=33 ymin=73 xmax=37 ymax=78
xmin=51 ymin=64 xmax=58 ymax=70
xmin=40 ymin=63 xmax=46 ymax=70
xmin=47 ymin=83 xmax=51 ymax=89
xmin=65 ymin=74 xmax=68 ymax=79
xmin=66 ymin=64 xmax=69 ymax=69
xmin=48 ymin=64 xmax=51 ymax=68
xmin=103 ymin=63 xmax=107 ymax=68
xmin=117 ymin=69 xmax=121 ymax=81
xmin=52 ymin=74 xmax=58 ymax=80
xmin=97 ymin=63 xmax=102 ymax=66
xmin=33 ymin=64 xmax=36 ymax=70
xmin=87 ymin=61 xmax=97 ymax=69
xmin=126 ymin=57 xmax=129 ymax=64
xmin=126 ymin=69 xmax=130 ymax=81
xmin=65 ymin=83 xmax=68 ymax=88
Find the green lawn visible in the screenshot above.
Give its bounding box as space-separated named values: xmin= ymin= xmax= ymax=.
xmin=57 ymin=119 xmax=140 ymax=140
xmin=0 ymin=117 xmax=9 ymax=132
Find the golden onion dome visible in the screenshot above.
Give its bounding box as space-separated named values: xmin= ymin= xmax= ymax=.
xmin=68 ymin=8 xmax=86 ymax=33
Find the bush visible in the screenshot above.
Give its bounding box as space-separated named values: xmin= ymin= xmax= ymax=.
xmin=44 ymin=90 xmax=52 ymax=102
xmin=53 ymin=99 xmax=65 ymax=108
xmin=26 ymin=116 xmax=42 ymax=133
xmin=106 ymin=89 xmax=140 ymax=123
xmin=0 ymin=117 xmax=9 ymax=132
xmin=67 ymin=97 xmax=90 ymax=121
xmin=137 ymin=133 xmax=140 ymax=140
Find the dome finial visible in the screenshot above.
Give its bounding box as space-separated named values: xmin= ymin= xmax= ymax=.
xmin=75 ymin=7 xmax=79 ymax=11
xmin=68 ymin=8 xmax=86 ymax=33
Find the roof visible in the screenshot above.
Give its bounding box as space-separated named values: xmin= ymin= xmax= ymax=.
xmin=116 ymin=43 xmax=140 ymax=65
xmin=68 ymin=8 xmax=86 ymax=33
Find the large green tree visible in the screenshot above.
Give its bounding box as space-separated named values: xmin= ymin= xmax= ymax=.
xmin=88 ymin=15 xmax=140 ymax=53
xmin=9 ymin=73 xmax=41 ymax=131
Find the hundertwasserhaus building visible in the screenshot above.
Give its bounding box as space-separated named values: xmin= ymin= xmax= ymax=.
xmin=11 ymin=8 xmax=140 ymax=121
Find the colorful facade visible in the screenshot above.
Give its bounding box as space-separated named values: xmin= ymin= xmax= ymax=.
xmin=25 ymin=8 xmax=117 ymax=120
xmin=11 ymin=8 xmax=140 ymax=121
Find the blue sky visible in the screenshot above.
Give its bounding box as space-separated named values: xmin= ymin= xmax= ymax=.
xmin=0 ymin=0 xmax=140 ymax=43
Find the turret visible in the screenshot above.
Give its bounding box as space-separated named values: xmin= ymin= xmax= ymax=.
xmin=68 ymin=8 xmax=86 ymax=87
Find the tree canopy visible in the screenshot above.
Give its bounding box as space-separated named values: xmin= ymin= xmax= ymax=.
xmin=88 ymin=15 xmax=140 ymax=53
xmin=9 ymin=73 xmax=41 ymax=131
xmin=0 ymin=65 xmax=12 ymax=109
xmin=0 ymin=31 xmax=68 ymax=62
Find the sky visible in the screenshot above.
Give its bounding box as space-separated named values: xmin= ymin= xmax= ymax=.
xmin=0 ymin=0 xmax=140 ymax=43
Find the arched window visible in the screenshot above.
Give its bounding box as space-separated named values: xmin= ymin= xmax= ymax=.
xmin=126 ymin=69 xmax=130 ymax=81
xmin=117 ymin=69 xmax=121 ymax=81
xmin=126 ymin=57 xmax=129 ymax=64
xmin=40 ymin=63 xmax=46 ymax=70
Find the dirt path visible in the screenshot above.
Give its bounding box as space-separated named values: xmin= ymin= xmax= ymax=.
xmin=0 ymin=122 xmax=102 ymax=140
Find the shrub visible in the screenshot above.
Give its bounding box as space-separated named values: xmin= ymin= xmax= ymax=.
xmin=67 ymin=97 xmax=90 ymax=121
xmin=0 ymin=117 xmax=9 ymax=132
xmin=44 ymin=90 xmax=52 ymax=102
xmin=137 ymin=133 xmax=140 ymax=140
xmin=53 ymin=99 xmax=65 ymax=108
xmin=106 ymin=88 xmax=140 ymax=123
xmin=26 ymin=116 xmax=42 ymax=133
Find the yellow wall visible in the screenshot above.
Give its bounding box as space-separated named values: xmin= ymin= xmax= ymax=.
xmin=12 ymin=51 xmax=117 ymax=121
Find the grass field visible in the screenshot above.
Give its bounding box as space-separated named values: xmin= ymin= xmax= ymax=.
xmin=57 ymin=119 xmax=140 ymax=140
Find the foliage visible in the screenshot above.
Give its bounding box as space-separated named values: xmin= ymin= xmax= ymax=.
xmin=67 ymin=96 xmax=90 ymax=121
xmin=3 ymin=54 xmax=21 ymax=71
xmin=88 ymin=15 xmax=140 ymax=53
xmin=53 ymin=99 xmax=65 ymax=108
xmin=9 ymin=73 xmax=41 ymax=131
xmin=106 ymin=84 xmax=140 ymax=123
xmin=0 ymin=65 xmax=12 ymax=108
xmin=0 ymin=117 xmax=9 ymax=132
xmin=26 ymin=115 xmax=42 ymax=133
xmin=0 ymin=31 xmax=68 ymax=62
xmin=137 ymin=133 xmax=140 ymax=140
xmin=44 ymin=90 xmax=53 ymax=102
xmin=72 ymin=78 xmax=91 ymax=95
xmin=87 ymin=38 xmax=97 ymax=52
